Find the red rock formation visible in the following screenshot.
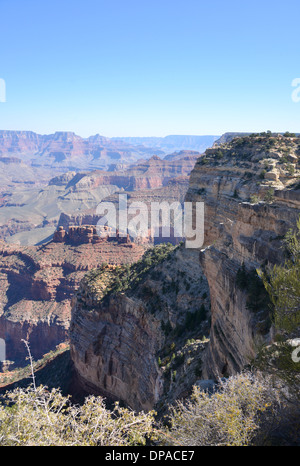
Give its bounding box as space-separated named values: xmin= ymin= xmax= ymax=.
xmin=53 ymin=226 xmax=66 ymax=243
xmin=53 ymin=225 xmax=132 ymax=246
xmin=0 ymin=240 xmax=146 ymax=368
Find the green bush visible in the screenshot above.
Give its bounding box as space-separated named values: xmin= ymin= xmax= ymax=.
xmin=264 ymin=188 xmax=275 ymax=203
xmin=283 ymin=132 xmax=296 ymax=138
xmin=257 ymin=217 xmax=300 ymax=404
xmin=259 ymin=169 xmax=266 ymax=179
xmin=250 ymin=194 xmax=260 ymax=204
xmin=285 ymin=163 xmax=295 ymax=176
xmin=259 ymin=216 xmax=300 ymax=333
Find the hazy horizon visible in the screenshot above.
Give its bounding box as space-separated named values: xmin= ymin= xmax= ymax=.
xmin=0 ymin=0 xmax=299 ymax=137
xmin=0 ymin=128 xmax=222 ymax=138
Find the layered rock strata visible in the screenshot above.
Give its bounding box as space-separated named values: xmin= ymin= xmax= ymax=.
xmin=185 ymin=135 xmax=300 ymax=378
xmin=0 ymin=240 xmax=146 ymax=368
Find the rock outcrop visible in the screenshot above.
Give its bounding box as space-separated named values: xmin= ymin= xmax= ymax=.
xmin=70 ymin=245 xmax=210 ymax=411
xmin=185 ymin=134 xmax=300 ymax=378
xmin=53 ymin=225 xmax=132 ymax=246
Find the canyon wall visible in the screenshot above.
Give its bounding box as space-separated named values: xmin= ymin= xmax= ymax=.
xmin=0 ymin=240 xmax=146 ymax=368
xmin=0 ymin=130 xmax=165 ymax=170
xmin=70 ymin=134 xmax=300 ymax=411
xmin=70 ymin=245 xmax=209 ymax=411
xmin=185 ymin=135 xmax=300 ymax=378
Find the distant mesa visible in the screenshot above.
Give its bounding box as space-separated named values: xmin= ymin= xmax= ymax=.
xmin=163 ymin=150 xmax=201 ymax=161
xmin=53 ymin=225 xmax=133 ymax=247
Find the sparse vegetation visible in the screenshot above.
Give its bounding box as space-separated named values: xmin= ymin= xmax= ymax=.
xmin=0 ymin=385 xmax=156 ymax=446
xmin=250 ymin=194 xmax=260 ymax=204
xmin=252 ymin=219 xmax=300 ymax=440
xmin=283 ymin=132 xmax=296 ymax=138
xmin=259 ymin=216 xmax=300 ymax=333
xmin=84 ymin=243 xmax=175 ymax=302
xmin=264 ymin=188 xmax=275 ymax=203
xmin=285 ymin=163 xmax=295 ymax=176
xmin=160 ymin=371 xmax=278 ymax=446
xmin=0 ymin=364 xmax=281 ymax=446
xmin=259 ymin=169 xmax=266 ymax=180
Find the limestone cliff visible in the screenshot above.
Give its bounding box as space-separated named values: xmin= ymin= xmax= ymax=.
xmin=185 ymin=134 xmax=300 ymax=378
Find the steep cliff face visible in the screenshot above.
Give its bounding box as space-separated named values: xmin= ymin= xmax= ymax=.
xmin=71 ymin=292 xmax=164 ymax=411
xmin=65 ymin=156 xmax=198 ymax=192
xmin=185 ymin=134 xmax=300 ymax=378
xmin=70 ymin=245 xmax=210 ymax=411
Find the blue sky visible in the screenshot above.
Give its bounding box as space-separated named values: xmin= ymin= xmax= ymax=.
xmin=0 ymin=0 xmax=299 ymax=137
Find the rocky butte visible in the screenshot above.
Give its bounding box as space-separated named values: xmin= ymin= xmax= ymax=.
xmin=70 ymin=133 xmax=300 ymax=411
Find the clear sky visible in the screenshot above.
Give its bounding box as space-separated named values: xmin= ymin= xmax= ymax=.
xmin=0 ymin=0 xmax=299 ymax=138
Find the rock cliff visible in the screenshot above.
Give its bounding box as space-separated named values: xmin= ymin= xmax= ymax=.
xmin=185 ymin=134 xmax=300 ymax=378
xmin=70 ymin=133 xmax=300 ymax=411
xmin=70 ymin=244 xmax=210 ymax=411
